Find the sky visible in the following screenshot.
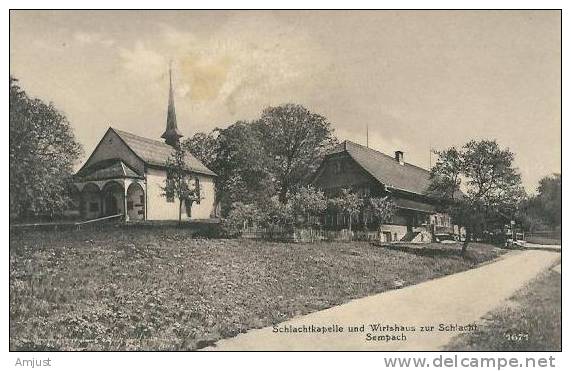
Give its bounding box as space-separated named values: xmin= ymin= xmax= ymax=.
xmin=10 ymin=10 xmax=561 ymax=193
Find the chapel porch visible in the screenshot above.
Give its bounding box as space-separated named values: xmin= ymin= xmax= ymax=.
xmin=72 ymin=159 xmax=146 ymax=222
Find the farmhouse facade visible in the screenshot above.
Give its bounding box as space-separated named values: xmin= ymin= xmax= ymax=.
xmin=311 ymin=140 xmax=462 ymax=242
xmin=72 ymin=68 xmax=217 ymax=221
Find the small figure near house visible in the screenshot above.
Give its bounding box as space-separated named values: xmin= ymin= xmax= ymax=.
xmin=311 ymin=140 xmax=463 ymax=242
xmin=72 ymin=66 xmax=217 ymax=221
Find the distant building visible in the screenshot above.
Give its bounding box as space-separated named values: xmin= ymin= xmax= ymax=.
xmin=311 ymin=140 xmax=462 ymax=242
xmin=72 ymin=67 xmax=217 ymax=221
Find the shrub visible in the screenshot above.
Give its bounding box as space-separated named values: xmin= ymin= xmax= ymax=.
xmin=367 ymin=196 xmax=397 ymax=229
xmin=327 ymin=188 xmax=363 ymax=232
xmin=220 ymin=202 xmax=263 ymax=237
xmin=289 ymin=186 xmax=327 ymax=227
xmin=259 ymin=196 xmax=294 ymax=228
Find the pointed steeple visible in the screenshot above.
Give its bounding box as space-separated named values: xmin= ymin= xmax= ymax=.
xmin=161 ymin=61 xmax=183 ymax=147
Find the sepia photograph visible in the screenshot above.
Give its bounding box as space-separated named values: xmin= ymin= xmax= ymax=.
xmin=8 ymin=9 xmax=561 ymax=354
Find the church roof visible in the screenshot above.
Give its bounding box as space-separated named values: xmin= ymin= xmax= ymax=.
xmin=76 ymin=158 xmax=144 ymax=181
xmin=112 ymin=128 xmax=217 ymax=176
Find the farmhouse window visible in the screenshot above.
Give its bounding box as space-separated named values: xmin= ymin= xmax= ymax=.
xmin=333 ymin=161 xmax=342 ymax=174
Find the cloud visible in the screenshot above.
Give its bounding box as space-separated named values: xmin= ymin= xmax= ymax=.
xmin=117 ymin=17 xmax=332 ymax=118
xmin=118 ymin=41 xmax=166 ymax=81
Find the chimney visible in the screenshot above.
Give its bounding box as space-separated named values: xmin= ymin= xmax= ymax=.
xmin=395 ymin=150 xmax=404 ymax=165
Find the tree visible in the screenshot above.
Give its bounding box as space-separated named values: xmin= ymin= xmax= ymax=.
xmin=516 ymin=197 xmax=548 ymax=233
xmin=328 ymin=188 xmax=364 ymax=232
xmin=10 ymin=76 xmax=82 ymax=219
xmin=535 ymin=173 xmax=561 ymax=228
xmin=182 ymin=131 xmax=218 ymax=170
xmin=182 ymin=104 xmax=338 ymax=215
xmin=518 ymin=173 xmax=561 ymax=231
xmin=289 ymin=186 xmax=327 ymax=227
xmin=429 ymin=140 xmax=525 ymax=253
xmin=367 ymin=196 xmax=397 ymax=229
xmin=162 ymin=144 xmax=201 ymax=224
xmin=183 ymin=122 xmax=275 ymax=216
xmin=256 ymin=104 xmax=338 ymax=202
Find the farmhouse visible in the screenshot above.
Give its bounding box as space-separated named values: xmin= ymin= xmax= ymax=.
xmin=72 ymin=68 xmax=217 ymax=221
xmin=311 ymin=140 xmax=462 ymax=242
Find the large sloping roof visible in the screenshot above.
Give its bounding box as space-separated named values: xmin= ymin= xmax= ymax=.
xmin=112 ymin=128 xmax=216 ymax=177
xmin=329 ymin=140 xmax=431 ymax=195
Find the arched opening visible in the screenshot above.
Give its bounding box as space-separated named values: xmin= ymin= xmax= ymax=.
xmin=127 ymin=182 xmax=145 ymax=220
xmin=102 ymin=181 xmax=125 ymax=217
xmin=81 ymin=183 xmax=101 ymax=220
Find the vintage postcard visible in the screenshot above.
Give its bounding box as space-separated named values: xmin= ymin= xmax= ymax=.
xmin=9 ymin=9 xmax=561 ymax=354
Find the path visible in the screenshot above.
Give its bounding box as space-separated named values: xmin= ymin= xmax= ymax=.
xmin=205 ymin=250 xmax=560 ymax=351
xmin=518 ymin=242 xmax=561 ymax=252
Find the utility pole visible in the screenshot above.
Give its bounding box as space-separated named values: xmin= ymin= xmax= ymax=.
xmin=429 ymin=143 xmax=432 ymax=169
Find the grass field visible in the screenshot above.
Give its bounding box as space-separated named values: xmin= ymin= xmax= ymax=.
xmin=10 ymin=227 xmax=504 ymax=351
xmin=445 ymin=260 xmax=561 ymax=351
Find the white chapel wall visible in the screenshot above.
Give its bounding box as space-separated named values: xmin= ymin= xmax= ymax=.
xmin=146 ymin=167 xmax=187 ymax=220
xmin=191 ymin=174 xmax=216 ymax=219
xmin=145 ymin=167 xmax=216 ymax=220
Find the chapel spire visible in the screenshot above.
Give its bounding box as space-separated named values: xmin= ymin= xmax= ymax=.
xmin=161 ymin=61 xmax=183 ymax=147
